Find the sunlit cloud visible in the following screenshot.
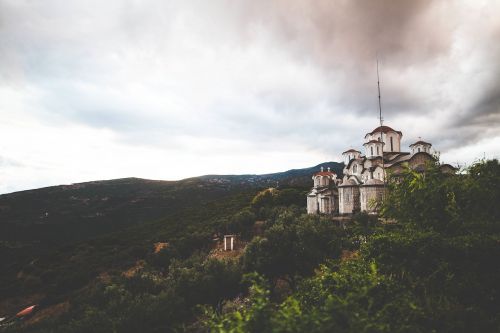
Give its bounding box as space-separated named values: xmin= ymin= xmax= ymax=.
xmin=0 ymin=0 xmax=499 ymax=193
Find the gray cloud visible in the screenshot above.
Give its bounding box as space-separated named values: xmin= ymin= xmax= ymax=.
xmin=0 ymin=0 xmax=499 ymax=192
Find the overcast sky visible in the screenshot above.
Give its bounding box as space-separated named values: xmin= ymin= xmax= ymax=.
xmin=1 ymin=0 xmax=500 ymax=194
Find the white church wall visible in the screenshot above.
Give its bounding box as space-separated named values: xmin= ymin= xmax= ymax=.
xmin=339 ymin=186 xmax=360 ymax=214
xmin=307 ymin=195 xmax=318 ymax=214
xmin=360 ymin=186 xmax=385 ymax=212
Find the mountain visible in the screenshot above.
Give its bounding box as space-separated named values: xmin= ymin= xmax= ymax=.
xmin=0 ymin=161 xmax=342 ymax=243
xmin=0 ymin=161 xmax=342 ymax=311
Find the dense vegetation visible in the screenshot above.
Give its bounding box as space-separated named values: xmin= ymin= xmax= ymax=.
xmin=206 ymin=160 xmax=500 ymax=332
xmin=1 ymin=160 xmax=499 ymax=332
xmin=0 ymin=163 xmax=340 ymax=331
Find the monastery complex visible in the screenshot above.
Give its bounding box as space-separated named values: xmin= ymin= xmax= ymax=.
xmin=306 ymin=124 xmax=455 ymax=215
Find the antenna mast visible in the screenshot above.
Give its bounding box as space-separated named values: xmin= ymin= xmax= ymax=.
xmin=377 ymin=57 xmax=386 ymax=186
xmin=377 ymin=58 xmax=383 ymax=127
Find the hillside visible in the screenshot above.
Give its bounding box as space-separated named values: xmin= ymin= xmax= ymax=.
xmin=0 ymin=161 xmax=342 ymax=243
xmin=0 ymin=160 xmax=499 ymax=332
xmin=0 ymin=162 xmax=342 ymax=317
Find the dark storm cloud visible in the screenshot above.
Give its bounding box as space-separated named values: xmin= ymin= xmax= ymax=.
xmin=232 ymin=0 xmax=454 ymax=112
xmin=239 ymin=0 xmax=500 ymax=147
xmin=471 ymin=88 xmax=500 ymax=125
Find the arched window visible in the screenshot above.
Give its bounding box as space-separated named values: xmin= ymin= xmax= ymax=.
xmin=376 ymin=146 xmax=379 ymax=155
xmin=353 ymin=164 xmax=357 ymax=173
xmin=390 ymin=137 xmax=394 ymax=152
xmin=418 ymin=147 xmax=421 ymax=152
xmin=370 ymin=146 xmax=373 ymax=156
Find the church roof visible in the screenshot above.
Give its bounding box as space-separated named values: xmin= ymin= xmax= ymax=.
xmin=366 ymin=125 xmax=402 ymax=137
xmin=409 ymin=140 xmax=432 ymax=147
xmin=342 ymin=149 xmax=361 ymax=154
xmin=339 ymin=178 xmax=358 ymax=186
xmin=363 ymin=140 xmax=385 ymax=146
xmin=314 ymin=171 xmax=336 ymax=176
xmin=384 ymin=154 xmax=412 ymax=167
xmin=385 ymin=151 xmax=435 ymax=168
xmin=440 ymin=163 xmax=457 ymax=170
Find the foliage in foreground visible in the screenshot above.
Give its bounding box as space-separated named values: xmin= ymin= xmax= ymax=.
xmin=4 ymin=160 xmax=499 ymax=332
xmin=2 ymin=188 xmax=322 ymax=332
xmin=207 ymin=160 xmax=500 ymax=332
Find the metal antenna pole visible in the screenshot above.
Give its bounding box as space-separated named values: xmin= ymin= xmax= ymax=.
xmin=377 ymin=58 xmax=383 ymax=128
xmin=377 ymin=57 xmax=386 ymax=186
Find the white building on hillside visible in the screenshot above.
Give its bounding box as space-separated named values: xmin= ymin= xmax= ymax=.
xmin=307 ymin=124 xmax=455 ymax=215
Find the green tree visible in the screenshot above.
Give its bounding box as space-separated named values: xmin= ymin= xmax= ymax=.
xmin=242 ymin=212 xmax=343 ymax=291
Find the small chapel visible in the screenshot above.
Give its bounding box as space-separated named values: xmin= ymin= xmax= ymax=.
xmin=306 ymin=124 xmax=455 ymax=215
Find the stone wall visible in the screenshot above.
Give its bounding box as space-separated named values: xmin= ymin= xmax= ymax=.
xmin=339 ymin=186 xmax=360 ymax=214
xmin=360 ymin=185 xmax=386 ymax=213
xmin=307 ymin=195 xmax=318 ymax=214
xmin=319 ymin=195 xmax=336 ymax=214
xmin=409 ymin=152 xmax=433 ymax=168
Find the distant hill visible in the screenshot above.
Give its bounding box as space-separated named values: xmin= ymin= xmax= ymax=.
xmin=0 ymin=161 xmax=342 ymax=243
xmin=197 ymin=161 xmax=343 ymax=187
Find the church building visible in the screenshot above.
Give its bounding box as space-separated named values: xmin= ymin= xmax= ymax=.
xmin=306 ymin=167 xmax=340 ymax=215
xmin=307 ymin=124 xmax=455 ymax=215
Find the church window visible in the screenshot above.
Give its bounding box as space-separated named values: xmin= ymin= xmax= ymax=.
xmin=418 ymin=147 xmax=421 ymax=152
xmin=370 ymin=146 xmax=373 ymax=156
xmin=377 ymin=146 xmax=379 ymax=155
xmin=390 ymin=137 xmax=394 ymax=151
xmin=353 ymin=164 xmax=357 ymax=173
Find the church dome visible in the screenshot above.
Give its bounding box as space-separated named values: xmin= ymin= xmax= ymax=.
xmin=409 ymin=140 xmax=431 ymax=147
xmin=342 ymin=148 xmax=361 ymax=154
xmin=365 ymin=124 xmax=402 ymax=153
xmin=367 ymin=125 xmax=402 ymax=136
xmin=410 ymin=140 xmax=432 ymax=155
xmin=314 ymin=171 xmax=336 ymax=177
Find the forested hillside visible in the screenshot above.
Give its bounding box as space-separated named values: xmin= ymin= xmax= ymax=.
xmin=1 ymin=160 xmax=499 ymax=332
xmin=0 ymin=162 xmax=342 ymax=330
xmin=207 ymin=160 xmax=500 ymax=332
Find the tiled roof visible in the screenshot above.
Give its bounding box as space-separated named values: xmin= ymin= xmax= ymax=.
xmin=342 ymin=149 xmax=361 ymax=154
xmin=366 ymin=125 xmax=402 ymax=136
xmin=409 ymin=140 xmax=432 ymax=147
xmin=363 ymin=140 xmax=385 ymax=146
xmin=314 ymin=171 xmax=336 ymax=176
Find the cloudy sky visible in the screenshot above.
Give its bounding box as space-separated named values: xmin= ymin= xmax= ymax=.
xmin=1 ymin=0 xmax=499 ymax=194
